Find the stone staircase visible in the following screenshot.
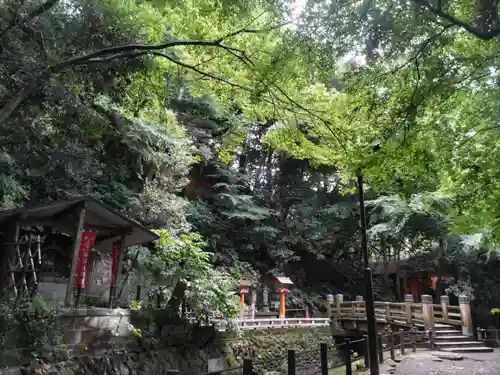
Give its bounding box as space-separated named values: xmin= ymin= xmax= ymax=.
xmin=429 ymin=323 xmax=493 ymax=353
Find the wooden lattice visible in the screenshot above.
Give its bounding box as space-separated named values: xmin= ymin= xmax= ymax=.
xmin=6 ymin=230 xmax=44 ymax=297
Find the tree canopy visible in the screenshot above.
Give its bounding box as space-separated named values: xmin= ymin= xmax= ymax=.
xmin=1 ymin=0 xmax=499 ymax=318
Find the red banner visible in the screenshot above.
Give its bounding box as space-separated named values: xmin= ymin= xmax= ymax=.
xmin=111 ymin=240 xmax=121 ymax=286
xmin=74 ymin=231 xmax=97 ymax=289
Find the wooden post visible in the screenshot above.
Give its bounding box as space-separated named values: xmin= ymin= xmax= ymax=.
xmin=243 ymin=359 xmax=253 ymax=375
xmin=136 ymin=285 xmax=142 ymax=302
xmin=410 ymin=327 xmax=417 ymax=352
xmin=389 ymin=332 xmax=395 ymax=359
xmin=18 ymin=223 xmax=30 ymax=297
xmin=421 ymin=294 xmax=435 ymax=332
xmin=400 ymin=330 xmax=405 ymax=355
xmin=356 ymin=295 xmax=364 ymax=315
xmin=335 ymin=294 xmax=343 ymax=315
xmin=108 ymin=234 xmax=127 ymax=308
xmin=345 ymin=339 xmax=352 ymax=375
xmin=320 ymin=343 xmax=328 ymax=375
xmin=287 ymin=349 xmax=296 ymax=375
xmin=404 ymin=294 xmax=413 ymax=324
xmin=326 ymin=294 xmax=334 ymax=318
xmin=65 ymin=204 xmax=86 ymax=306
xmin=440 ymin=295 xmax=449 ymax=323
xmin=459 ymin=295 xmax=473 ymax=336
xmin=385 ymin=302 xmax=392 ymax=323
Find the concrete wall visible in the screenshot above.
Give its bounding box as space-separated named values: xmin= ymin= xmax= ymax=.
xmin=38 ymin=277 xmax=68 ymax=305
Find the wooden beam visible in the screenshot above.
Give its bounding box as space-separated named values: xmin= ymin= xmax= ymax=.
xmin=64 ymin=203 xmax=87 ymax=306
xmin=108 ymin=234 xmax=127 ymax=308
xmin=21 ymin=218 xmax=131 ymax=235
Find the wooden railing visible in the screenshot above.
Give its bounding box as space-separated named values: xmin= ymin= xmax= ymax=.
xmin=213 ymin=317 xmax=331 ymax=331
xmin=328 ymin=294 xmax=471 ymax=335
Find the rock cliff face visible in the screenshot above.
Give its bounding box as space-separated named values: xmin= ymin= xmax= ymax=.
xmin=1 ymin=327 xmax=338 ymax=375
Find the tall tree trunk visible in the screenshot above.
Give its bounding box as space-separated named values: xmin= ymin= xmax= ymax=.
xmin=265 ymin=149 xmax=274 ymax=200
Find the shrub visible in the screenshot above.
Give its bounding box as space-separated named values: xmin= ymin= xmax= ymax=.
xmin=0 ymin=296 xmax=63 ymax=366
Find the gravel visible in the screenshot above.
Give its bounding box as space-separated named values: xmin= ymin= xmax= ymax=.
xmin=376 ymin=350 xmax=500 ymax=375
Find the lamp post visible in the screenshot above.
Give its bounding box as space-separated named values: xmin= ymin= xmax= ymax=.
xmin=357 ymin=169 xmax=379 ymax=375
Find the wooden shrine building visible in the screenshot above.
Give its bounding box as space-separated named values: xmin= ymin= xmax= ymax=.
xmin=0 ymin=196 xmax=158 ymax=307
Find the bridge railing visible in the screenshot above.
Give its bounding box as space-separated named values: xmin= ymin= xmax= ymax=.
xmin=212 ymin=317 xmax=331 ymax=331
xmin=328 ymin=293 xmax=473 ymax=337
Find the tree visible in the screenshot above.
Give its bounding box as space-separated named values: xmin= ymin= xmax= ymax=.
xmin=262 ymin=0 xmax=500 ymax=239
xmin=130 ymin=230 xmax=239 ymax=320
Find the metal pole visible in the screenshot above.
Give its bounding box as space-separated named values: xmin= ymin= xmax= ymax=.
xmin=358 ymin=169 xmax=380 ymax=375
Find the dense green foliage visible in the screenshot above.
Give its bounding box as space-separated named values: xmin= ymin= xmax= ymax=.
xmin=0 ymin=296 xmax=63 ymax=365
xmin=1 ymin=0 xmax=499 ymax=319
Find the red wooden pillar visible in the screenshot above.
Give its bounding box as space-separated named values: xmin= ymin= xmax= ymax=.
xmin=65 ymin=204 xmax=87 ymax=306
xmin=239 ymin=286 xmax=249 ymax=319
xmin=277 ymin=288 xmax=289 ymax=319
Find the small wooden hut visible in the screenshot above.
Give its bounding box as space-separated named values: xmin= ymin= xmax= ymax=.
xmin=0 ymin=196 xmax=158 ymax=307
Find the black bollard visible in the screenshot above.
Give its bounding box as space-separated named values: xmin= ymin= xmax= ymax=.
xmin=287 ymin=349 xmax=296 ymax=375
xmin=378 ymin=334 xmax=384 ymax=363
xmin=243 ymin=358 xmax=253 ymax=375
xmin=320 ymin=343 xmax=328 ymax=375
xmin=345 ymin=339 xmax=352 ymax=375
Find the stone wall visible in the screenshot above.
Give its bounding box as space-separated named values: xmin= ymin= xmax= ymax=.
xmin=1 ymin=326 xmax=338 ymax=375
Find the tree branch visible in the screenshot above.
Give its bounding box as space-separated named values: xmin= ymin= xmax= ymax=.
xmin=455 ymin=124 xmax=500 ymax=149
xmin=150 ymin=52 xmax=253 ymax=92
xmin=415 ymin=0 xmax=500 ymax=40
xmin=0 ymin=28 xmax=261 ymax=125
xmin=0 ymin=0 xmax=59 ymax=40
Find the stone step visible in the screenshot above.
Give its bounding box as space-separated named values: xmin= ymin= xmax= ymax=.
xmin=434 ymin=341 xmax=485 ymax=348
xmin=414 ymin=323 xmax=454 ymax=331
xmin=434 ymin=335 xmax=474 ymax=342
xmin=441 ymin=346 xmax=494 ymax=353
xmin=435 ymin=324 xmax=456 ymax=331
xmin=434 ymin=330 xmax=463 ymax=336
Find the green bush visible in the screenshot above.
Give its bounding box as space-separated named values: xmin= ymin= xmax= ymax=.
xmin=0 ymin=296 xmax=63 ymax=366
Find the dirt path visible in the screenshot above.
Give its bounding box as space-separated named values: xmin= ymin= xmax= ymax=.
xmin=377 ymin=350 xmax=500 ymax=375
